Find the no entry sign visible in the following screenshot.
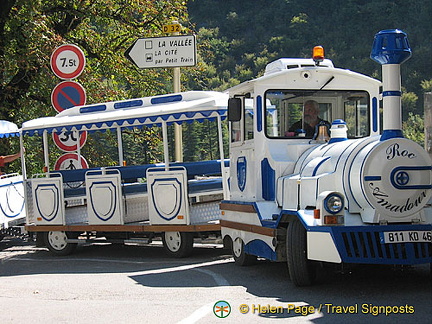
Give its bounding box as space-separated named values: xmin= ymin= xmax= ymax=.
xmin=50 ymin=44 xmax=86 ymax=80
xmin=51 ymin=81 xmax=86 ymax=113
xmin=53 ymin=131 xmax=87 ymax=152
xmin=54 ymin=153 xmax=89 ymax=171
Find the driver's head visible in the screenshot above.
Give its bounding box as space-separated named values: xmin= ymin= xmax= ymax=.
xmin=304 ymin=100 xmax=319 ymax=126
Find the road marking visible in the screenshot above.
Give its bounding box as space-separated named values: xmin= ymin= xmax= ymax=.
xmin=194 ymin=268 xmax=230 ymax=286
xmin=2 ymin=253 xmax=233 ymax=323
xmin=176 ymin=302 xmax=214 ymax=324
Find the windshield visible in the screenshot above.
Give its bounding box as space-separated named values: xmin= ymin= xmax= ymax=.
xmin=265 ymin=90 xmax=370 ymax=139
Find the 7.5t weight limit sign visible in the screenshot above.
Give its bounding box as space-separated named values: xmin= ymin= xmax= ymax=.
xmin=50 ymin=44 xmax=86 ymax=80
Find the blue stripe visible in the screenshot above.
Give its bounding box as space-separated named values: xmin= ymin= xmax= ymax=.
xmin=372 ymin=97 xmax=378 ymax=132
xmin=364 ymin=176 xmax=381 ymax=181
xmin=312 ymin=156 xmax=331 ymax=176
xmin=381 ymin=129 xmax=404 ymax=141
xmin=261 ymin=158 xmax=275 ymax=201
xmin=257 ymin=95 xmax=262 ymax=132
xmin=151 ymin=94 xmax=182 ymax=105
xmin=80 ymin=105 xmax=106 ymax=113
xmin=114 ymin=100 xmax=143 ymax=109
xmin=382 ymin=91 xmax=402 ymax=97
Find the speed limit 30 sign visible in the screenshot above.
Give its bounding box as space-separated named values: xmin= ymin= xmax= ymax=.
xmin=53 ymin=131 xmax=87 ymax=152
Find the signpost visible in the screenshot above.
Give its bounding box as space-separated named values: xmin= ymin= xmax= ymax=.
xmin=50 ymin=44 xmax=86 ymax=80
xmin=50 ymin=44 xmax=88 ymax=172
xmin=51 ymin=81 xmax=86 ymax=113
xmin=125 ymin=35 xmax=196 ymax=69
xmin=125 ymin=23 xmax=197 ymax=162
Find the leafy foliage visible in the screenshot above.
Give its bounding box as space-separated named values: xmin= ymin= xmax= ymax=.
xmin=403 ymin=113 xmax=425 ymax=146
xmin=0 ymin=0 xmax=189 ymax=173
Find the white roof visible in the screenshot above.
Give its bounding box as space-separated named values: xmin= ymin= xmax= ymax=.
xmin=22 ymin=91 xmax=228 ymax=136
xmin=0 ymin=120 xmax=20 ymax=138
xmin=264 ymin=58 xmax=334 ymax=75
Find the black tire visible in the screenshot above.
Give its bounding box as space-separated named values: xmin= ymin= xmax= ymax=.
xmin=286 ymin=218 xmax=316 ymax=286
xmin=232 ymin=237 xmax=256 ymax=266
xmin=44 ymin=231 xmax=77 ymax=256
xmin=162 ymin=231 xmax=194 ymax=258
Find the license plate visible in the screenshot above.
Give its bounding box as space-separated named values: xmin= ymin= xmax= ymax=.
xmin=381 ymin=231 xmax=432 ymax=244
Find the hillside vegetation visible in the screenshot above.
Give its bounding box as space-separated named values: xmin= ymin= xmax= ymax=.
xmin=188 ymin=0 xmax=432 ymax=118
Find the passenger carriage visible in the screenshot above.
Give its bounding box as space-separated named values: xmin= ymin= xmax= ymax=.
xmin=22 ymin=91 xmax=229 ymax=257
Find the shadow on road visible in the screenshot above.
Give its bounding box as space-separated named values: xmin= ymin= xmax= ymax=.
xmin=1 ymin=236 xmax=431 ymax=323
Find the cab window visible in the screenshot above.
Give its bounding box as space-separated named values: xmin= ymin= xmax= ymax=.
xmin=264 ymin=90 xmax=370 ymax=139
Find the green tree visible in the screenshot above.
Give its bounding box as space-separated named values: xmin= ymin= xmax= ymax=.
xmin=403 ymin=113 xmax=424 ymax=146
xmin=0 ymin=0 xmax=189 ymax=173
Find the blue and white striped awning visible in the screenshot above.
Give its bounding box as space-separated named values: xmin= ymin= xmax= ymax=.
xmin=22 ymin=91 xmax=228 ymax=136
xmin=0 ymin=120 xmax=20 ymax=138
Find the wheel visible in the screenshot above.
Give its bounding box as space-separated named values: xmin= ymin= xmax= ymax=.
xmin=162 ymin=231 xmax=194 ymax=258
xmin=286 ymin=218 xmax=316 ymax=286
xmin=44 ymin=231 xmax=77 ymax=256
xmin=232 ymin=237 xmax=256 ymax=266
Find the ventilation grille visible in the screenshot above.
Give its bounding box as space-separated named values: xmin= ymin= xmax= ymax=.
xmin=332 ymin=228 xmax=431 ymax=264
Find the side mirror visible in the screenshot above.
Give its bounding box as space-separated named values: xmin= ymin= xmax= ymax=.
xmin=228 ymin=98 xmax=242 ymax=121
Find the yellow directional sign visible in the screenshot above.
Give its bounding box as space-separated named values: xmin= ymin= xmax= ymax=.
xmin=163 ymin=23 xmax=181 ymax=34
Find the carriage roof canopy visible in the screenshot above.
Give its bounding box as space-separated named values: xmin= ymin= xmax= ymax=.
xmin=22 ymin=91 xmax=228 ymax=136
xmin=0 ymin=120 xmax=20 ymax=138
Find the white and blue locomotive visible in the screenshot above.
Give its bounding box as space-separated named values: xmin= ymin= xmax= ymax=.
xmin=221 ymin=29 xmax=432 ymax=286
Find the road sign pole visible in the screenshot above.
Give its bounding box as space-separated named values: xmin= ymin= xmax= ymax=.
xmin=174 ymin=66 xmax=183 ymax=162
xmin=172 ymin=21 xmax=183 ymax=162
xmin=125 ymin=23 xmax=197 ymax=163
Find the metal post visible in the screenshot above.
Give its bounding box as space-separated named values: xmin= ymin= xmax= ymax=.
xmin=162 ymin=121 xmax=170 ymax=171
xmin=76 ymin=131 xmax=82 ymax=168
xmin=174 ymin=67 xmax=183 ymax=162
xmin=217 ymin=115 xmax=228 ymax=199
xmin=425 ymin=92 xmax=432 ymax=160
xmin=19 ymin=131 xmax=26 ymax=179
xmin=172 ymin=21 xmax=183 ymax=162
xmin=117 ymin=127 xmax=124 ymax=166
xmin=42 ymin=130 xmax=49 ymax=173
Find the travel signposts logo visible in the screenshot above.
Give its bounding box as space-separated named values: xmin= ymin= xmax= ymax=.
xmin=213 ymin=300 xmax=231 ymax=318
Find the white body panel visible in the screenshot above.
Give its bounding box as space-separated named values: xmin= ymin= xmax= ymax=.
xmin=147 ymin=167 xmax=189 ymax=225
xmin=0 ymin=174 xmax=26 ymax=228
xmin=307 ymin=232 xmax=341 ymax=263
xmin=31 ymin=176 xmax=65 ymax=225
xmin=86 ymin=170 xmax=124 ymax=225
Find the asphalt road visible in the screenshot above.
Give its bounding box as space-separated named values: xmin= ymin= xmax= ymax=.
xmin=0 ymin=236 xmax=431 ymax=323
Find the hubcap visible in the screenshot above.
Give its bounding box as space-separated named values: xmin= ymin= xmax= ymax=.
xmin=233 ymin=238 xmax=243 ymax=258
xmin=165 ymin=232 xmax=181 ymax=252
xmin=48 ymin=231 xmax=68 ymax=251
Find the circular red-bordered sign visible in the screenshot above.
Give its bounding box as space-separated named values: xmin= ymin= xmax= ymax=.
xmin=54 ymin=153 xmax=89 ymax=171
xmin=53 ymin=131 xmax=87 ymax=152
xmin=50 ymin=44 xmax=86 ymax=80
xmin=51 ymin=81 xmax=86 ymax=113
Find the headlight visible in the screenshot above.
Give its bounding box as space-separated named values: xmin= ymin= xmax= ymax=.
xmin=324 ymin=193 xmax=344 ymax=214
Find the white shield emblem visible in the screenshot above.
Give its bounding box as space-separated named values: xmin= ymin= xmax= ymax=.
xmin=151 ymin=179 xmax=182 ymax=220
xmin=89 ymin=181 xmax=117 ymax=221
xmin=35 ymin=184 xmax=59 ymax=221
